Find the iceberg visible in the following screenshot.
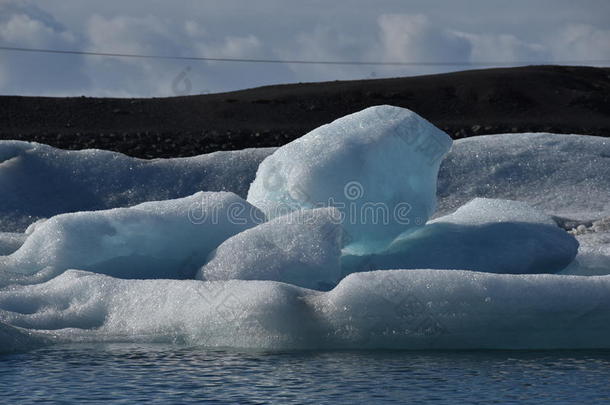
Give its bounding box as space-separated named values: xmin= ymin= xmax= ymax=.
xmin=198 ymin=208 xmax=343 ymax=290
xmin=0 ymin=192 xmax=263 ymax=280
xmin=0 ymin=140 xmax=272 ymax=232
xmin=247 ymin=105 xmax=452 ymax=253
xmin=0 ymin=108 xmax=609 ymax=352
xmin=341 ymin=199 xmax=579 ymax=276
xmin=1 ymin=269 xmax=609 ymax=350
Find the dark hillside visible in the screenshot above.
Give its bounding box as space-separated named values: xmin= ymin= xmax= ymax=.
xmin=1 ymin=65 xmax=608 ymax=158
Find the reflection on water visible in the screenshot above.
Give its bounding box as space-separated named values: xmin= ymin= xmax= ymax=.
xmin=1 ymin=345 xmax=609 ymax=404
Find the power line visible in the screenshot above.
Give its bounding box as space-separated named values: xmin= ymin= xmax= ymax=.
xmin=0 ymin=45 xmax=609 ymax=66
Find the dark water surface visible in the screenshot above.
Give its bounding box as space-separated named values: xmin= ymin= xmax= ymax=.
xmin=1 ymin=344 xmax=609 ymax=404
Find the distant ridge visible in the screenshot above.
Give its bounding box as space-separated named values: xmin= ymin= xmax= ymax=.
xmin=1 ymin=65 xmax=609 ymax=158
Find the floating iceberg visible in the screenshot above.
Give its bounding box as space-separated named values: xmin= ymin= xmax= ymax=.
xmin=342 ymin=199 xmax=579 ymax=276
xmin=1 ymin=106 xmax=609 ymax=352
xmin=0 ymin=192 xmax=262 ymax=280
xmin=247 ymin=105 xmax=452 ymax=253
xmin=198 ymin=208 xmax=343 ymax=290
xmin=0 ymin=140 xmax=271 ymax=232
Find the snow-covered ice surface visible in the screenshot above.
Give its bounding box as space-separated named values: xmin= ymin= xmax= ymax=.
xmin=437 ymin=133 xmax=610 ymax=220
xmin=1 ymin=106 xmax=609 ymax=352
xmin=0 ymin=140 xmax=272 ymax=232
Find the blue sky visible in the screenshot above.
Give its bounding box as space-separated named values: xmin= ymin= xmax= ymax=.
xmin=0 ymin=0 xmax=608 ymax=97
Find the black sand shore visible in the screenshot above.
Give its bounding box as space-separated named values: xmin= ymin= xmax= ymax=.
xmin=1 ymin=65 xmax=609 ymax=158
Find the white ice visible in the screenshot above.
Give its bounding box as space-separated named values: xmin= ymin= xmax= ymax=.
xmin=437 ymin=133 xmax=610 ymax=220
xmin=0 ymin=269 xmax=609 ymax=351
xmin=1 ymin=115 xmax=609 ymax=352
xmin=341 ymin=198 xmax=579 ymax=276
xmin=247 ymin=105 xmax=452 ymax=253
xmin=0 ymin=140 xmax=271 ymax=232
xmin=0 ymin=192 xmax=262 ymax=281
xmin=198 ymin=208 xmax=343 ymax=289
xmin=3 ymin=132 xmax=607 ymax=234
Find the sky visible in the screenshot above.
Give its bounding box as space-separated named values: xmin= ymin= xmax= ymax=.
xmin=0 ymin=0 xmax=609 ymax=97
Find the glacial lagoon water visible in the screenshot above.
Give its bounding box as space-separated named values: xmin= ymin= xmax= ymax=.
xmin=1 ymin=345 xmax=609 ymax=404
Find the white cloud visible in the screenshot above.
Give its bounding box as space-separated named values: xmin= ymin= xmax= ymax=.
xmin=552 ymin=24 xmax=610 ymax=63
xmin=0 ymin=1 xmax=77 ymax=48
xmin=184 ymin=20 xmax=206 ymax=38
xmin=196 ymin=35 xmax=263 ymax=59
xmin=0 ymin=1 xmax=88 ymax=95
xmin=0 ymin=13 xmax=74 ymax=46
xmin=86 ymin=14 xmax=176 ymax=57
xmin=0 ymin=0 xmax=608 ymax=96
xmin=275 ymin=24 xmax=374 ymax=82
xmin=83 ymin=14 xmax=183 ymax=96
xmin=277 ymin=13 xmax=474 ymax=82
xmin=454 ymin=32 xmax=548 ymax=63
xmin=83 ymin=14 xmax=274 ymax=96
xmin=377 ymin=14 xmax=471 ymax=64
